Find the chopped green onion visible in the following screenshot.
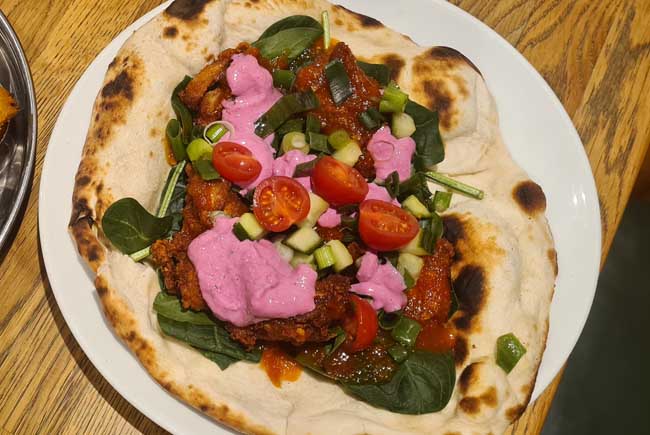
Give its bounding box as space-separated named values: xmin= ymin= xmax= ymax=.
xmin=433 ymin=191 xmax=452 ymax=212
xmin=391 ymin=112 xmax=416 ymax=138
xmin=321 ymin=10 xmax=331 ymax=50
xmin=306 ymin=114 xmax=321 ymax=133
xmin=194 ymin=158 xmax=221 ymax=181
xmin=326 ymin=326 xmax=346 ymax=355
xmin=232 ymin=222 xmax=250 ymax=241
xmin=394 ymin=173 xmax=432 ymax=203
xmin=325 ymin=59 xmax=353 ymax=106
xmin=358 ymin=107 xmax=384 ymax=130
xmin=308 ymin=132 xmax=330 ymax=153
xmin=129 ymin=246 xmax=151 ymax=262
xmin=426 ymin=172 xmax=484 ymax=200
xmin=419 ymin=213 xmax=443 ymax=254
xmin=156 ymin=161 xmax=186 ymax=217
xmin=272 ymin=69 xmax=296 ymax=90
xmin=405 ymin=100 xmax=445 ymax=170
xmin=388 ymin=344 xmax=409 ymax=363
xmin=255 ymin=91 xmax=319 ymax=138
xmin=293 ymin=156 xmax=321 ymax=177
xmin=166 ymin=119 xmax=186 ymax=162
xmin=379 ymin=81 xmax=408 ymax=113
xmin=378 ymin=310 xmax=401 ymax=330
xmin=496 ymin=333 xmax=527 ymax=373
xmin=186 ymin=138 xmax=213 ymax=161
xmin=403 ymin=269 xmax=416 ymax=289
xmin=357 ymin=61 xmax=390 ymax=86
xmin=171 ymin=76 xmax=193 ymax=144
xmin=314 ymin=245 xmax=335 ymax=269
xmin=391 ymin=317 xmax=422 ymax=348
xmin=281 ymin=131 xmax=309 ymax=154
xmin=328 ymin=129 xmax=350 ymax=150
xmin=204 ymin=122 xmax=230 ymax=143
xmin=277 ymin=118 xmax=305 ymax=135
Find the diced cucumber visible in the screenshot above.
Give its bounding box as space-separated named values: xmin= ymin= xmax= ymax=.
xmin=326 ymin=240 xmax=353 ymax=272
xmin=187 ymin=138 xmax=213 ymax=161
xmin=399 ymin=229 xmax=429 ymax=256
xmin=236 ymin=213 xmax=267 ymax=240
xmin=314 ymin=245 xmax=335 ymax=269
xmin=274 ymin=240 xmax=294 ymax=263
xmin=332 ymin=141 xmax=362 ymax=166
xmin=281 ymin=131 xmax=309 ymax=154
xmin=285 ymin=227 xmax=322 ymax=254
xmin=299 ymin=193 xmax=330 ymax=228
xmin=402 ymin=195 xmax=431 ymax=218
xmin=290 ymin=252 xmax=316 ymax=270
xmin=397 ymin=253 xmax=424 ymax=281
xmin=391 ymin=112 xmax=416 ymax=138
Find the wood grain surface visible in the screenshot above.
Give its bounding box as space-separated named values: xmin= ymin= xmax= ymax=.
xmin=1 ymin=0 xmax=649 ymax=434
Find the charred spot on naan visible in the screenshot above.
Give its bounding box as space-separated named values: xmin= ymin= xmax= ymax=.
xmin=334 ymin=5 xmax=383 ymax=29
xmin=382 ymin=54 xmax=406 ymax=82
xmin=548 ymin=248 xmax=558 ymax=276
xmin=506 ymin=404 xmax=527 ymax=421
xmin=428 ymin=46 xmax=481 ymax=76
xmin=452 ymin=265 xmax=486 ymax=332
xmin=459 ymin=386 xmax=498 ymax=415
xmin=513 ymin=180 xmax=547 ymax=216
xmin=453 ymin=335 xmax=469 ymax=366
xmin=443 ymin=214 xmax=466 ymax=247
xmin=164 ymin=0 xmax=212 ymax=21
xmin=163 ymin=25 xmax=179 ymax=38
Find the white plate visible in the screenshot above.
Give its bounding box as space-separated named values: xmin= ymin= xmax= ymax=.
xmin=39 ymin=1 xmax=601 ymax=434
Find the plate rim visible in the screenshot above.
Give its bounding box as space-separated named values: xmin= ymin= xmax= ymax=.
xmin=38 ymin=0 xmax=601 ymax=433
xmin=0 ymin=10 xmax=38 ymax=252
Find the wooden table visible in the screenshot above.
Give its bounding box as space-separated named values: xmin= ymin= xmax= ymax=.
xmin=0 ymin=0 xmax=648 ymax=433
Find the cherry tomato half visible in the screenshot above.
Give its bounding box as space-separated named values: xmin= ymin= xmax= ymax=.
xmin=253 ymin=176 xmax=310 ymax=232
xmin=358 ymin=199 xmax=419 ymax=251
xmin=212 ymin=142 xmax=262 ymax=183
xmin=344 ymin=295 xmax=379 ymax=353
xmin=311 ymin=156 xmax=368 ymax=206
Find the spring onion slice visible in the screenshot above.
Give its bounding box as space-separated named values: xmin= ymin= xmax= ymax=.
xmin=203 ymin=120 xmax=234 ymax=144
xmin=426 ymin=172 xmax=484 ymax=200
xmin=171 ymin=76 xmax=193 ymax=144
xmin=433 ymin=191 xmax=452 ymax=212
xmin=388 ymin=344 xmax=409 ymax=363
xmin=496 ymin=333 xmax=527 ymax=373
xmin=277 ymin=118 xmax=305 ymax=135
xmin=328 ymin=129 xmax=350 ymax=149
xmin=378 ymin=310 xmax=401 ymax=330
xmin=419 ymin=213 xmax=443 ymax=254
xmin=130 ymin=161 xmax=187 ymax=262
xmin=322 ymin=10 xmax=331 ymax=50
xmin=379 ymin=81 xmax=408 ymax=113
xmin=358 ymin=107 xmax=384 ymax=130
xmin=308 ymin=132 xmax=330 ymax=153
xmin=272 ymin=69 xmax=296 ymax=90
xmin=325 ymin=60 xmax=353 ymax=106
xmin=194 ymin=158 xmax=221 ymax=181
xmin=391 ymin=317 xmax=422 ymax=348
xmin=255 ymin=91 xmax=319 ymax=137
xmin=306 ymin=114 xmax=321 ymax=133
xmin=293 ymin=156 xmax=321 ymax=177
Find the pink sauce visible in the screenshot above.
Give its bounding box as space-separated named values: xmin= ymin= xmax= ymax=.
xmin=272 ymin=150 xmax=315 ymax=178
xmin=317 ymin=208 xmax=341 ymax=227
xmin=350 ymin=252 xmax=407 ymax=312
xmin=220 ymin=54 xmax=282 ymax=189
xmin=365 ymin=183 xmax=400 ymax=206
xmin=188 ymin=217 xmax=317 ymax=327
xmin=367 ymin=126 xmax=416 ymax=181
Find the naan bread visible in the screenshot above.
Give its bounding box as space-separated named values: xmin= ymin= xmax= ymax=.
xmin=69 ymin=1 xmax=557 ymax=434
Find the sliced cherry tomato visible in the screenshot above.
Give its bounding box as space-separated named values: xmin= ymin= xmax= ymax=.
xmin=253 ymin=176 xmax=310 ymax=232
xmin=415 ymin=320 xmax=456 ymax=353
xmin=343 ymin=295 xmax=379 ymax=353
xmin=358 ymin=199 xmax=419 ymax=251
xmin=212 ymin=142 xmax=262 ymax=183
xmin=311 ymin=156 xmax=368 ymax=206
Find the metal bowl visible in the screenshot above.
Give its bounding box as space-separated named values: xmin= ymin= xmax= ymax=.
xmin=0 ymin=11 xmax=37 ymax=252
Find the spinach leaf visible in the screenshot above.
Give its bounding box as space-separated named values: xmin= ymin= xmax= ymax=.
xmin=257 ymin=15 xmax=322 ymax=40
xmin=153 ymin=293 xmax=261 ymax=363
xmin=404 ymin=100 xmax=445 ymax=171
xmin=253 ymin=27 xmax=323 ymax=61
xmin=357 ymin=61 xmax=391 ymax=86
xmin=395 ymin=172 xmax=433 ymax=203
xmin=171 ymin=76 xmax=193 ymax=146
xmin=344 ymin=351 xmax=455 ymax=414
xmin=200 ymin=349 xmax=240 ymax=370
xmin=153 ymin=292 xmax=214 ymax=325
xmin=102 ymin=198 xmax=172 ymax=254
